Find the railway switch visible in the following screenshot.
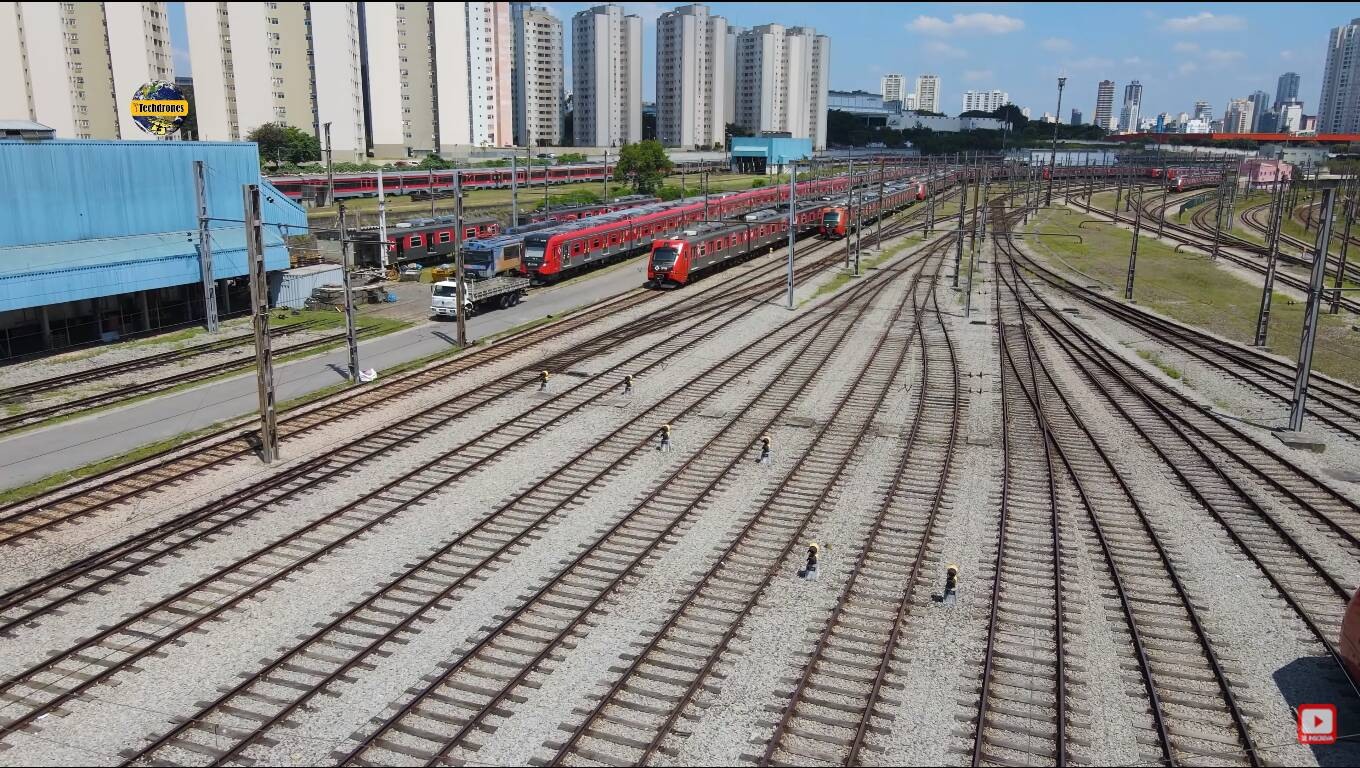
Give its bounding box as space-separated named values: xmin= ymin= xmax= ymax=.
xmin=943 ymin=563 xmax=959 ymax=606
xmin=658 ymin=424 xmax=672 ymax=452
xmin=799 ymin=541 xmax=820 ymax=580
xmin=758 ymin=435 xmax=771 ymax=464
xmin=539 ymin=370 xmax=550 ymax=391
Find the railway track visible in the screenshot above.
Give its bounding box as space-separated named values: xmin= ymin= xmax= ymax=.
xmin=0 ymin=190 xmax=958 ymax=549
xmin=996 ymin=215 xmax=1360 ymax=722
xmin=0 ymin=320 xmax=321 ymax=406
xmin=0 ymin=201 xmax=946 ymax=759
xmin=109 ymin=227 xmax=939 ymax=766
xmin=1238 ymin=199 xmax=1360 ymax=285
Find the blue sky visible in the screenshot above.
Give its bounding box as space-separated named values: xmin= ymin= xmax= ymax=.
xmin=169 ymin=3 xmax=1342 ymax=121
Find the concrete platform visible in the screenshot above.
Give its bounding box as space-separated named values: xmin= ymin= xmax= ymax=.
xmin=1273 ymin=430 xmax=1328 ymax=453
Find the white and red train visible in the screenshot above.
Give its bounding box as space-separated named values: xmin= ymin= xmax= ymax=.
xmin=1038 ymin=163 xmax=1224 ymax=193
xmin=820 ymin=182 xmax=928 ymax=239
xmin=268 ymin=161 xmax=725 ymax=203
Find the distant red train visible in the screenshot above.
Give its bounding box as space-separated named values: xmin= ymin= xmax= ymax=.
xmin=821 ymin=182 xmax=927 ymax=238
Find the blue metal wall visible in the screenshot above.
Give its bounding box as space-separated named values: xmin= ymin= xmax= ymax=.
xmin=730 ymin=138 xmax=814 ymax=167
xmin=0 ymin=141 xmax=306 ymax=313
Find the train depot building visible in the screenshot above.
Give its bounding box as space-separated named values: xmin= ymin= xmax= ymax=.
xmin=729 ymin=136 xmax=813 ymax=175
xmin=0 ymin=140 xmax=306 ymax=358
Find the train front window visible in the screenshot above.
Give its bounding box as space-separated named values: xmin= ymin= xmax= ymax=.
xmin=651 ymin=247 xmax=679 ymax=268
xmin=524 ymin=242 xmax=547 ymax=266
xmin=822 ymin=212 xmax=839 ymax=227
xmin=465 ymin=248 xmax=493 ymax=268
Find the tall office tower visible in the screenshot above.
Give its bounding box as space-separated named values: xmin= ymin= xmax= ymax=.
xmin=915 ymin=74 xmax=940 ymax=112
xmin=1224 ymin=97 xmax=1254 ymax=133
xmin=515 ymin=6 xmax=563 ymax=147
xmin=1093 ymin=80 xmax=1115 ymax=131
xmin=1319 ymin=17 xmax=1360 ymax=132
xmin=1118 ymin=80 xmax=1142 ymax=132
xmin=1071 ymin=108 xmax=1083 ymax=125
xmin=881 ymin=73 xmax=904 ymax=104
xmin=188 ymin=2 xmax=366 ymax=161
xmin=1246 ymin=90 xmax=1271 ymax=131
xmin=734 ymin=23 xmax=831 ymax=149
xmin=1275 ymin=71 xmax=1300 ymax=108
xmin=656 ymin=4 xmax=729 ymax=149
xmin=1193 ymin=100 xmax=1213 ymax=122
xmin=572 ymin=4 xmax=642 ymax=147
xmin=0 ymin=2 xmax=173 ymax=139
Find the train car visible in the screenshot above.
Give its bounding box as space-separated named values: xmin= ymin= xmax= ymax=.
xmin=1343 ymin=591 xmax=1360 ymax=684
xmin=527 ymin=195 xmax=660 ymax=223
xmin=821 ymin=204 xmax=851 ymax=239
xmin=461 ymin=235 xmax=526 ymax=280
xmin=350 ymin=215 xmax=501 ymax=268
xmin=647 ymin=208 xmax=806 ymax=287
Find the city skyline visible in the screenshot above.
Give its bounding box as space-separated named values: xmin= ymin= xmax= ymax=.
xmin=161 ymin=3 xmax=1334 ymax=125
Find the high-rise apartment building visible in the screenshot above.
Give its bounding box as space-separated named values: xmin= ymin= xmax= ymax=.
xmin=1275 ymin=71 xmax=1300 ymax=108
xmin=733 ymin=23 xmax=829 ymax=150
xmin=915 ymin=74 xmax=940 ymax=113
xmin=1281 ymin=99 xmax=1304 ymax=133
xmin=724 ymin=25 xmax=740 ymax=121
xmin=1118 ymin=80 xmax=1142 ymax=132
xmin=1071 ymin=109 xmax=1082 ymax=126
xmin=881 ymin=73 xmax=904 ymax=104
xmin=1093 ymin=80 xmax=1115 ymax=131
xmin=656 ymin=4 xmax=729 ymax=149
xmin=1224 ymin=98 xmax=1254 ymax=133
xmin=1193 ymin=100 xmax=1213 ymax=122
xmin=962 ymin=90 xmax=1007 ymax=113
xmin=1246 ymin=90 xmax=1271 ymax=131
xmin=572 ymin=4 xmax=641 ymax=148
xmin=188 ymin=2 xmax=366 ymax=161
xmin=0 ymin=2 xmax=173 ymax=140
xmin=1319 ymin=17 xmax=1360 ymax=133
xmin=515 ymin=6 xmax=563 ymax=147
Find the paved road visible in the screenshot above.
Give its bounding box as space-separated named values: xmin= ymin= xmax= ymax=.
xmin=0 ymin=259 xmax=647 ymax=492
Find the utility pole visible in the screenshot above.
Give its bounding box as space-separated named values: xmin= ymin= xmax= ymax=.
xmin=602 ymin=148 xmax=609 ymax=201
xmin=429 ymin=170 xmax=435 ymax=218
xmin=954 ymin=165 xmax=966 ymax=287
xmin=1045 ymin=76 xmax=1066 ymax=206
xmin=243 ymin=184 xmax=278 ymax=463
xmin=193 ymin=160 xmax=219 ymax=332
xmin=511 ymin=152 xmax=519 ymax=228
xmin=1330 ymin=191 xmax=1354 ymax=314
xmin=454 ymin=170 xmax=467 ymax=347
xmin=853 ymin=187 xmax=863 ymax=277
xmin=926 ymin=155 xmax=936 ymax=234
xmin=338 ymin=201 xmax=359 ymax=382
xmin=845 ymin=152 xmax=854 ymax=269
xmin=1157 ymin=153 xmax=1169 ymax=237
xmin=874 ymin=155 xmax=886 ymax=250
xmin=1289 ymin=187 xmax=1337 ymax=433
xmin=1210 ymin=172 xmax=1227 ymax=261
xmin=377 ymin=169 xmax=389 ymax=273
xmin=1253 ymin=178 xmax=1287 ymax=347
xmin=786 ymin=162 xmax=797 ymax=310
xmin=1125 ymin=186 xmax=1142 ymax=300
xmin=324 ymin=122 xmax=334 ymax=208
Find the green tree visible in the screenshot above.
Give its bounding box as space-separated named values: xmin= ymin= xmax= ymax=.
xmin=556 ymin=152 xmax=588 ymax=164
xmin=416 ymin=154 xmax=452 ymax=170
xmin=613 ymin=140 xmax=673 ymax=194
xmin=247 ymin=122 xmax=321 ymax=167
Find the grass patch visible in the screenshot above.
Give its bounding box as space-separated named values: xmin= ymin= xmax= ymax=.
xmin=1136 ymin=349 xmax=1183 ymax=380
xmin=1029 ymin=207 xmax=1360 ymax=385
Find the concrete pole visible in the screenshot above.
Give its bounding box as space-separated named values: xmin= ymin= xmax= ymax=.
xmin=954 ymin=167 xmax=966 ymax=287
xmin=193 ymin=160 xmax=219 ymax=332
xmin=454 ymin=170 xmax=467 ymax=346
xmin=1330 ymin=193 xmax=1354 ymax=315
xmin=429 ymin=170 xmax=435 ymax=218
xmin=1125 ymin=187 xmax=1142 ymax=301
xmin=874 ymin=156 xmax=886 ymax=250
xmin=1157 ymin=154 xmax=1169 ymax=237
xmin=1045 ymin=77 xmax=1066 ymax=206
xmin=1289 ymin=187 xmax=1337 ymax=433
xmin=324 ymin=122 xmax=334 ymax=208
xmin=1210 ymin=172 xmax=1227 ymax=261
xmin=845 ymin=152 xmax=853 ymax=269
xmin=339 ymin=201 xmax=359 ymax=382
xmin=377 ymin=169 xmax=389 ymax=273
xmin=243 ymin=184 xmax=278 ymax=463
xmin=786 ymin=162 xmax=797 ymax=310
xmin=1253 ymin=178 xmax=1287 ymax=347
xmin=510 ymin=153 xmax=519 ymax=228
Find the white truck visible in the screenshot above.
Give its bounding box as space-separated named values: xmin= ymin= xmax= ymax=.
xmin=430 ymin=275 xmax=530 ymax=318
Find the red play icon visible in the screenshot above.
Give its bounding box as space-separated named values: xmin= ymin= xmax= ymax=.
xmin=1298 ymin=704 xmax=1337 ymax=745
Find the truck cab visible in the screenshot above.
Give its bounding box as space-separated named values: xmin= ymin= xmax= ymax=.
xmin=430 ymin=280 xmax=472 ymax=317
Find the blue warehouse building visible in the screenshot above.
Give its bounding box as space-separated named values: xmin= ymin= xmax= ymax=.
xmin=730 ymin=136 xmax=814 ymax=175
xmin=0 ymin=140 xmax=306 ymax=357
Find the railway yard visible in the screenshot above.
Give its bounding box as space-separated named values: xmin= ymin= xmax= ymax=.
xmin=2 ymin=162 xmax=1360 ymax=768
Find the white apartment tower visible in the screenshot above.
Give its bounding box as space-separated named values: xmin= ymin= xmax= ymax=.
xmin=915 ymin=74 xmax=939 ymax=113
xmin=1094 ymin=80 xmax=1115 ymax=131
xmin=187 ymin=2 xmax=367 ymax=161
xmin=962 ymin=90 xmax=1008 ymax=113
xmin=0 ymin=2 xmax=173 ymax=140
xmin=1319 ymin=17 xmax=1360 ymax=133
xmin=734 ymin=23 xmax=830 ymax=150
xmin=881 ymin=73 xmax=904 ymax=104
xmin=1118 ymin=80 xmax=1143 ymax=132
xmin=656 ymin=4 xmax=729 ymax=149
xmin=515 ymin=5 xmax=563 ymax=147
xmin=572 ymin=4 xmax=641 ymax=148
xmin=1224 ymin=98 xmax=1254 ymax=134
xmin=724 ymin=25 xmax=741 ymax=121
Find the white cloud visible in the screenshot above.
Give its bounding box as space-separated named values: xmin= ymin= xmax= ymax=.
xmin=1204 ymin=49 xmax=1245 ymax=63
xmin=1162 ymin=12 xmax=1245 ymax=33
xmin=1177 ymin=61 xmax=1200 ymax=76
xmin=1062 ymin=56 xmax=1115 ymax=71
xmin=909 ymin=12 xmax=1024 ymax=36
xmin=924 ymin=40 xmax=967 ymax=59
xmin=1123 ymin=56 xmax=1143 ymax=65
xmin=1173 ymin=41 xmax=1199 ymax=53
xmin=963 ymin=69 xmax=994 ymax=82
xmin=1041 ymin=37 xmax=1073 ymax=53
xmin=1280 ymin=50 xmax=1295 ymax=61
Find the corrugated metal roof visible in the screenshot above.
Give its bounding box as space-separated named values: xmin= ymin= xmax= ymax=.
xmin=0 ymin=229 xmax=289 ymax=313
xmin=0 ymin=120 xmax=53 ymax=131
